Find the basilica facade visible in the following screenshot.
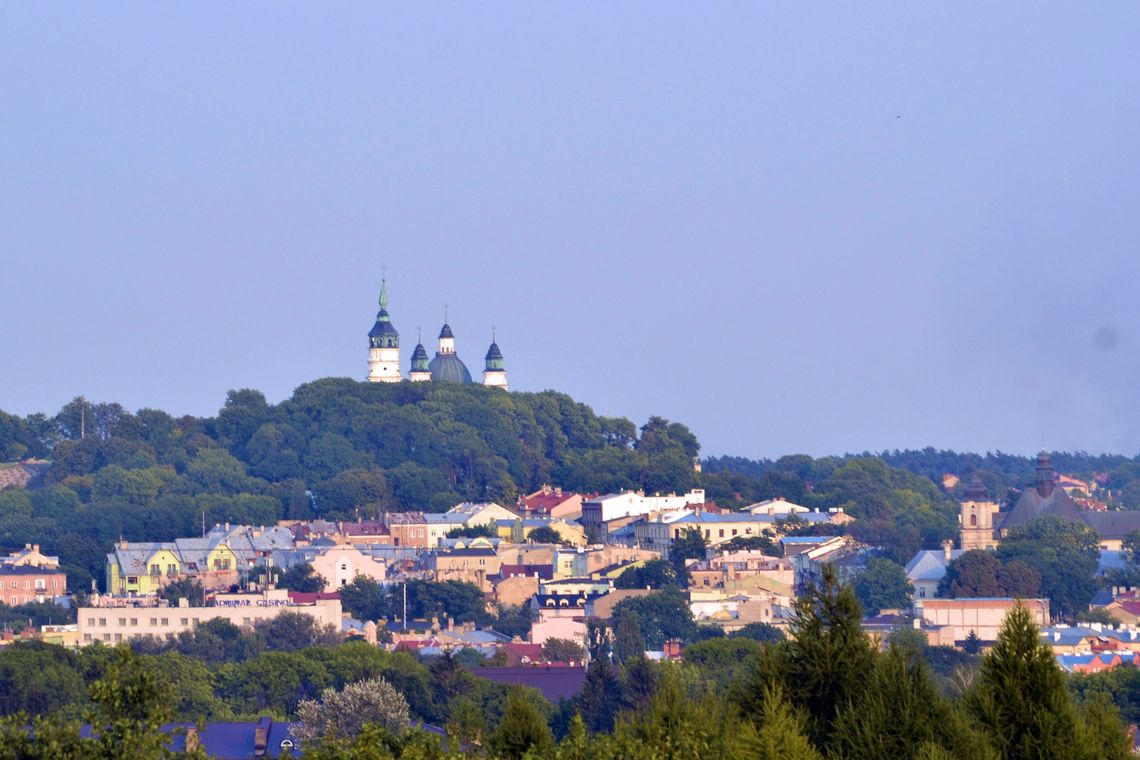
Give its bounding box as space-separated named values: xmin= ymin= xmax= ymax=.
xmin=366 ymin=280 xmax=508 ymax=390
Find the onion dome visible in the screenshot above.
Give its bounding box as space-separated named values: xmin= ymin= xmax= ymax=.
xmin=410 ymin=341 xmax=429 ymax=372
xmin=485 ymin=341 xmax=504 ymax=371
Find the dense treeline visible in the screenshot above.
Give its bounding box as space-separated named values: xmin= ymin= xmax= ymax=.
xmin=706 ymin=447 xmax=1140 ymax=509
xmin=1 ymin=569 xmax=1131 ymax=758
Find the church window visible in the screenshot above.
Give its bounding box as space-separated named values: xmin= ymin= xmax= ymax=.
xmin=969 ymin=514 xmax=977 ymax=527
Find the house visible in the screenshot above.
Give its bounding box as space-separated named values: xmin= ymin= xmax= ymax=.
xmin=581 ymin=490 xmax=706 ymax=536
xmin=77 ymin=588 xmax=342 ymax=646
xmin=384 ymin=513 xmax=431 ymax=548
xmin=309 ymin=545 xmax=387 ymax=591
xmin=915 ymin=597 xmax=1049 ymax=646
xmin=688 ymin=589 xmax=777 ymax=629
xmin=3 ymin=544 xmax=60 ymax=569
xmin=427 ymin=547 xmax=501 ymax=591
xmin=529 ymin=593 xmax=594 ymax=645
xmin=905 ymin=544 xmax=963 ymax=600
xmin=666 ymin=512 xmax=828 ymax=546
xmin=494 ymin=574 xmax=540 ymax=607
xmin=744 ymin=498 xmax=811 ymax=516
xmin=517 ymin=486 xmax=587 ymax=520
xmin=0 ymin=564 xmax=67 ymax=605
xmin=446 ymin=502 xmax=519 ymax=527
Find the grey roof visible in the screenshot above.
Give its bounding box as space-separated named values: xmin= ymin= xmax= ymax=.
xmin=439 ymin=323 xmax=454 ymax=339
xmin=1084 ymin=511 xmax=1140 ymax=541
xmin=905 ymin=549 xmax=963 ymax=582
xmin=485 ymin=342 xmax=503 ymax=361
xmin=429 ymin=352 xmax=473 ymax=384
xmin=997 ymin=486 xmax=1084 ymax=533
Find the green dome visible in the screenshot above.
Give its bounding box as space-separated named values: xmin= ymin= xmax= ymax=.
xmin=429 ymin=353 xmax=473 ymax=384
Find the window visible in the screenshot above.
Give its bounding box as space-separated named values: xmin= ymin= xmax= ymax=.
xmin=149 ymin=618 xmax=157 ymax=627
xmin=167 ymin=564 xmax=177 ymax=576
xmin=35 ymin=579 xmax=45 ymax=590
xmin=114 ymin=634 xmax=122 ymax=642
xmin=103 ymin=634 xmax=110 ymax=642
xmin=969 ymin=514 xmax=977 ymax=527
xmin=23 ymin=581 xmax=30 ymax=590
xmin=161 ymin=618 xmax=168 ymax=626
xmin=150 ymin=564 xmax=160 ymax=576
xmin=98 ymin=618 xmax=106 ymax=627
xmin=732 ymin=529 xmax=738 ymax=536
xmin=84 ymin=634 xmax=92 ymax=642
xmin=0 ymin=581 xmax=5 ymax=589
xmin=719 ymin=529 xmax=725 ymax=538
xmin=180 ymin=618 xmax=189 ymax=626
xmin=919 ymin=587 xmax=926 ymax=599
xmin=51 ymin=580 xmax=58 ymax=589
xmin=118 ymin=618 xmax=127 ymax=627
xmin=130 ymin=618 xmax=138 ymax=627
xmin=127 ymin=576 xmax=138 ymax=584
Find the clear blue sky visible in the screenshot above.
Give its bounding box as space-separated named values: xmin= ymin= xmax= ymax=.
xmin=3 ymin=5 xmax=1139 ymax=459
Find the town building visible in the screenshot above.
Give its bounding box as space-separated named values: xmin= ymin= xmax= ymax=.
xmin=77 ymin=588 xmax=342 ymax=646
xmin=580 ymin=489 xmax=706 ymax=535
xmin=517 ymin=485 xmax=587 ymax=520
xmin=915 ymin=597 xmax=1050 ymax=646
xmin=2 ymin=543 xmax=60 ymax=568
xmin=958 ymin=477 xmax=1000 ymax=551
xmin=0 ymin=563 xmax=67 ymax=605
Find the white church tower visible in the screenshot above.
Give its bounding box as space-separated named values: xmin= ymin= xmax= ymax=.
xmin=366 ymin=279 xmax=401 ymax=382
xmin=483 ymin=333 xmax=508 ymax=390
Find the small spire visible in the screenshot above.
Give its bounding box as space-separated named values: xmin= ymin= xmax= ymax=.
xmin=378 ymin=277 xmax=389 ymax=310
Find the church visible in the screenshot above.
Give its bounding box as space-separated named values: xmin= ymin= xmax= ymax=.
xmin=959 ymin=451 xmax=1140 ymax=552
xmin=365 ymin=279 xmax=508 ymax=390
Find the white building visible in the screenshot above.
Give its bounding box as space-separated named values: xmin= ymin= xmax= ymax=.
xmin=745 ymin=498 xmax=811 ymax=517
xmin=581 ymin=490 xmax=706 ymax=533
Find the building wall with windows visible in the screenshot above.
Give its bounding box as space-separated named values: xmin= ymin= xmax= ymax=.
xmin=0 ymin=564 xmax=67 ymax=604
xmin=77 ymin=590 xmax=341 ymax=646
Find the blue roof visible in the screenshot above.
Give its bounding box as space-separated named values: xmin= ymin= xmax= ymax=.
xmin=781 ymin=536 xmax=836 ymax=544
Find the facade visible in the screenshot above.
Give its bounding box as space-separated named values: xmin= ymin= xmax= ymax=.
xmin=905 ymin=545 xmax=963 ymax=600
xmin=580 ymin=489 xmax=706 ymax=534
xmin=364 ymin=281 xmax=508 ymax=388
xmin=959 ymin=477 xmax=1000 ymax=551
xmin=0 ymin=564 xmax=67 ymax=605
xmin=77 ymin=589 xmax=342 ymax=646
xmin=428 ymin=547 xmax=502 ymax=591
xmin=308 ymin=545 xmax=387 ymax=591
xmin=915 ymin=597 xmax=1050 ymax=645
xmin=447 ymin=502 xmax=519 ymax=526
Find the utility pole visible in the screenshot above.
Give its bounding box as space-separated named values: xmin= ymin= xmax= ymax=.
xmin=403 ymin=580 xmax=408 ymax=627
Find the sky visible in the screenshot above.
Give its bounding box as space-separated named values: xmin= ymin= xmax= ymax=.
xmin=3 ymin=5 xmax=1140 ymax=460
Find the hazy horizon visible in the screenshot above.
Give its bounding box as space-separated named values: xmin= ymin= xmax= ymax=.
xmin=4 ymin=5 xmax=1139 ymax=459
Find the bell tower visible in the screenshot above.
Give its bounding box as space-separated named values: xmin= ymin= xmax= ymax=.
xmin=367 ymin=279 xmax=402 ymax=382
xmin=959 ymin=476 xmax=1000 ymax=551
xmin=483 ymin=330 xmax=508 ymax=390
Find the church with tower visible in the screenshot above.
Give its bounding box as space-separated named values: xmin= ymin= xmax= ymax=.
xmin=366 ymin=279 xmax=508 ymax=390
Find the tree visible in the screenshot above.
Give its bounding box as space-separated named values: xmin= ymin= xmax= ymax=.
xmin=968 ymin=603 xmax=1130 ymax=760
xmin=541 ymin=638 xmax=584 ymax=662
xmin=938 ymin=550 xmax=1041 ymax=599
xmin=613 ymin=559 xmax=678 ymax=590
xmin=739 ymin=564 xmax=875 ymax=751
xmin=613 ymin=609 xmax=646 ymax=664
xmin=526 ymin=525 xmax=564 ymax=545
xmin=730 ymin=622 xmax=785 ymax=644
xmin=575 ymin=658 xmax=623 ymax=733
xmin=279 ymin=563 xmax=327 ymax=593
xmin=86 ymin=648 xmax=184 ymax=759
xmin=1123 ymin=530 xmax=1140 ymax=565
xmin=339 ymin=576 xmax=391 ymax=622
xmin=997 ymin=516 xmax=1099 ymax=617
xmin=611 ymin=588 xmax=698 ymax=648
xmin=745 ymin=686 xmax=822 ymax=760
xmin=252 ymin=611 xmax=340 ymax=652
xmin=155 ymin=577 xmax=205 ymax=607
xmin=488 ymin=687 xmax=554 ymax=760
xmin=852 ymin=558 xmax=913 ymax=615
xmin=670 ymin=528 xmax=707 ymax=584
xmin=295 ymin=677 xmax=410 ymax=748
xmin=446 ymin=523 xmax=497 ymax=539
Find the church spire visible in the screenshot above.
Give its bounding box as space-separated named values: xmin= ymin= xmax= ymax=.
xmin=483 ymin=328 xmax=508 ymax=390
xmin=367 ymin=277 xmax=401 ymax=383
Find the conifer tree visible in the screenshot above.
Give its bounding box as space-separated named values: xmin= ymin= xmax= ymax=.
xmin=968 ymin=603 xmax=1128 ymax=760
xmin=488 ymin=687 xmax=554 ymax=760
xmin=830 ymin=639 xmax=992 ymax=760
xmin=613 ymin=609 xmax=646 ymax=664
xmin=575 ymin=657 xmax=623 ymax=733
xmin=747 ymin=564 xmax=875 ymax=751
xmin=743 ymin=685 xmax=822 ymax=760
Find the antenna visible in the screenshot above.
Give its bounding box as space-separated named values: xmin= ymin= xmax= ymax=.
xmin=444 ymin=304 xmax=449 ymax=323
